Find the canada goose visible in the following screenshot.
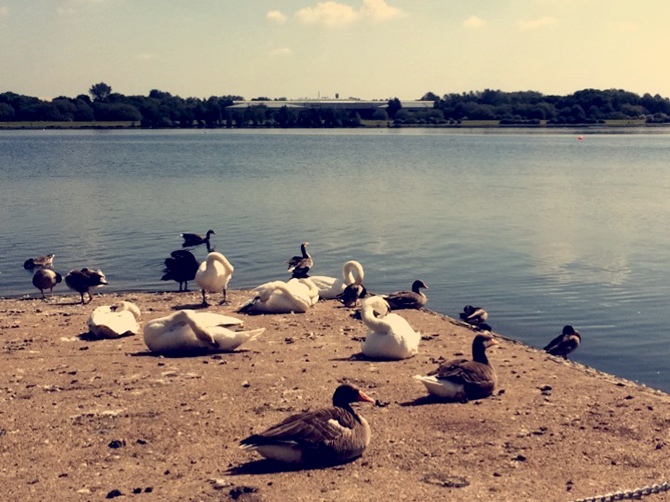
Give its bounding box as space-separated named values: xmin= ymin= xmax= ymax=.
xmin=360 ymin=296 xmax=420 ymax=360
xmin=24 ymin=253 xmax=55 ymax=270
xmin=195 ymin=252 xmax=234 ymax=305
xmin=240 ymin=384 xmax=374 ymax=465
xmin=181 ymin=229 xmax=215 ymax=247
xmin=162 ymin=250 xmax=199 ymax=292
xmin=544 ymin=325 xmax=581 ymax=359
xmin=287 ymin=242 xmax=312 ymax=278
xmin=414 ymin=333 xmax=498 ymax=401
xmin=382 ymin=280 xmax=428 ymax=310
xmin=32 ymin=268 xmax=62 ymax=298
xmin=65 ymin=268 xmax=107 ymax=304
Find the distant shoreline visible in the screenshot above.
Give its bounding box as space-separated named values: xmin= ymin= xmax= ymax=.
xmin=2 ymin=119 xmax=668 ymax=130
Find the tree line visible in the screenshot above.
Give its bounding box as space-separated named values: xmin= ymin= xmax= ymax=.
xmin=1 ymin=82 xmax=669 ymax=128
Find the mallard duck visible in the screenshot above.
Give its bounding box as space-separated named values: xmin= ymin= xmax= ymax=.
xmin=382 ymin=280 xmax=428 ymax=310
xmin=88 ymin=301 xmax=141 ymax=339
xmin=65 ymin=268 xmax=107 ymax=304
xmin=287 ymin=242 xmax=312 ymax=278
xmin=240 ymin=384 xmax=374 ymax=465
xmin=238 ymin=279 xmax=316 ymax=314
xmin=195 ymin=252 xmax=234 ymax=305
xmin=414 ymin=333 xmax=498 ymax=401
xmin=162 ymin=250 xmax=199 ymax=292
xmin=32 ymin=268 xmax=62 ymax=298
xmin=360 ymin=296 xmax=420 ymax=360
xmin=143 ymin=310 xmax=263 ymax=354
xmin=181 ymin=229 xmax=215 ymax=247
xmin=309 ymin=261 xmax=364 ymax=300
xmin=544 ymin=325 xmax=581 ymax=359
xmin=24 ymin=253 xmax=55 ymax=270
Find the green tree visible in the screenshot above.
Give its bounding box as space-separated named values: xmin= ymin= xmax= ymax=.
xmin=89 ymin=82 xmax=112 ymax=102
xmin=387 ymin=98 xmax=402 ymax=118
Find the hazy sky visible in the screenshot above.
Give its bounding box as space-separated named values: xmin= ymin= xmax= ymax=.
xmin=2 ymin=0 xmax=669 ymax=100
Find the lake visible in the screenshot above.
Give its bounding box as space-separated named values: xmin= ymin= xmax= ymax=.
xmin=1 ymin=127 xmax=670 ymax=392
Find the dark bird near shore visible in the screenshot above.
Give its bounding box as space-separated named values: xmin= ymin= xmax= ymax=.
xmin=240 ymin=384 xmax=374 ymax=465
xmin=544 ymin=325 xmax=581 ymax=359
xmin=459 ymin=305 xmax=491 ymax=331
xmin=23 ymin=253 xmax=55 ymax=270
xmin=286 ymin=242 xmax=312 ymax=278
xmin=415 ymin=333 xmax=498 ymax=402
xmin=337 ymin=283 xmax=368 ymax=308
xmin=181 ymin=229 xmax=215 ymax=247
xmin=65 ymin=268 xmax=108 ymax=304
xmin=32 ymin=269 xmax=62 ymax=299
xmin=382 ymin=279 xmax=429 ymax=310
xmin=162 ymin=250 xmax=199 ymax=292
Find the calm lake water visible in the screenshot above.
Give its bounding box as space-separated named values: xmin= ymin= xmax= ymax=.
xmin=1 ymin=128 xmax=670 ymax=391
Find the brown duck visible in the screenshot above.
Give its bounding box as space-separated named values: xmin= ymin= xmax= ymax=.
xmin=415 ymin=333 xmax=498 ymax=401
xmin=544 ymin=325 xmax=581 ymax=359
xmin=382 ymin=279 xmax=428 ymax=310
xmin=240 ymin=384 xmax=374 ymax=465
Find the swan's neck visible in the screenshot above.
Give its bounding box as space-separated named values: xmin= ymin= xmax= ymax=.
xmin=301 ymin=245 xmax=310 ymax=258
xmin=343 ymin=262 xmax=364 ymax=285
xmin=361 ymin=303 xmax=388 ymax=331
xmin=210 ymin=254 xmax=234 ymax=273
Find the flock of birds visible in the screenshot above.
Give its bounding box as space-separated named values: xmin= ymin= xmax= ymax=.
xmin=21 ymin=231 xmax=582 ymax=467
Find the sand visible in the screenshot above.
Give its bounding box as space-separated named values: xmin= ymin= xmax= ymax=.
xmin=2 ymin=289 xmax=670 ymax=502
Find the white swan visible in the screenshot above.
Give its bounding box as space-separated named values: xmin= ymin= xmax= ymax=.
xmin=287 ymin=277 xmax=320 ymax=306
xmin=309 ymin=261 xmax=364 ymax=300
xmin=87 ymin=301 xmax=141 ymax=339
xmin=143 ymin=310 xmax=263 ymax=353
xmin=195 ymin=252 xmax=234 ymax=305
xmin=360 ymin=296 xmax=420 ymax=360
xmin=239 ymin=280 xmax=316 ymax=314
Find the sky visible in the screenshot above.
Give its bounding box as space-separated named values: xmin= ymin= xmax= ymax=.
xmin=1 ymin=0 xmax=670 ymax=101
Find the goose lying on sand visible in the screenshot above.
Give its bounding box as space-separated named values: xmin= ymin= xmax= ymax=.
xmin=382 ymin=280 xmax=428 ymax=310
xmin=240 ymin=384 xmax=374 ymax=465
xmin=415 ymin=333 xmax=498 ymax=402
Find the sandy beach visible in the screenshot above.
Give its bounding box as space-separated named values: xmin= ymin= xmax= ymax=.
xmin=2 ymin=290 xmax=670 ymax=502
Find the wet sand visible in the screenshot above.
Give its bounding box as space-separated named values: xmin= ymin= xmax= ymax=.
xmin=1 ymin=290 xmax=670 ymax=501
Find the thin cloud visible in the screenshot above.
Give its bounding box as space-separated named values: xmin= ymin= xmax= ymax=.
xmin=463 ymin=15 xmax=487 ymax=29
xmin=266 ymin=10 xmax=287 ymax=25
xmin=136 ymin=53 xmax=157 ymax=60
xmin=58 ymin=0 xmax=106 ymax=15
xmin=360 ymin=0 xmax=404 ymax=21
xmin=296 ymin=0 xmax=403 ymax=27
xmin=269 ymin=47 xmax=293 ymax=56
xmin=518 ymin=16 xmax=558 ymax=30
xmin=0 ymin=6 xmax=9 ymax=17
